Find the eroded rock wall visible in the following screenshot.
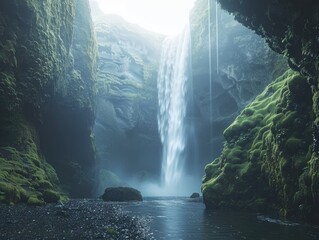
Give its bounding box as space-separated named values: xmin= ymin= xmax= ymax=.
xmin=190 ymin=0 xmax=286 ymax=168
xmin=41 ymin=0 xmax=97 ymax=198
xmin=203 ymin=70 xmax=317 ymax=221
xmin=203 ymin=0 xmax=319 ymax=223
xmin=93 ymin=15 xmax=162 ymax=192
xmin=0 ymin=0 xmax=97 ymax=204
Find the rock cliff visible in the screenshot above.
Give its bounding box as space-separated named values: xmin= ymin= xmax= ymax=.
xmin=0 ymin=0 xmax=97 ymax=204
xmin=93 ymin=15 xmax=163 ymax=191
xmin=202 ymin=0 xmax=319 ymax=223
xmin=190 ymin=0 xmax=286 ymax=169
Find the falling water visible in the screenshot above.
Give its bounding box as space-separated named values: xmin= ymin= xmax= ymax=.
xmin=207 ymin=0 xmax=219 ymax=138
xmin=215 ymin=0 xmax=219 ymax=74
xmin=208 ymin=0 xmax=213 ymax=130
xmin=157 ymin=26 xmax=191 ymax=193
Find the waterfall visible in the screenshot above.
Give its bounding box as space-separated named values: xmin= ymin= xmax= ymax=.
xmin=215 ymin=0 xmax=219 ymax=74
xmin=208 ymin=0 xmax=213 ymax=132
xmin=207 ymin=0 xmax=219 ymax=136
xmin=157 ymin=26 xmax=190 ymax=193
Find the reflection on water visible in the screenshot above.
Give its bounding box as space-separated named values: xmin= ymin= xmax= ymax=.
xmin=121 ymin=197 xmax=319 ymax=240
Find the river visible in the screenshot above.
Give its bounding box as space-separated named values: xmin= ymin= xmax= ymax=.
xmin=121 ymin=197 xmax=319 ymax=240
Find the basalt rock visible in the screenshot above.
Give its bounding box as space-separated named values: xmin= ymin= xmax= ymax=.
xmin=202 ymin=70 xmax=318 ymax=223
xmin=40 ymin=0 xmax=97 ymax=198
xmin=190 ymin=0 xmax=287 ymax=170
xmin=102 ymin=187 xmax=143 ymax=202
xmin=201 ymin=0 xmax=319 ymax=224
xmin=0 ymin=0 xmax=97 ymax=204
xmin=93 ymin=14 xmax=163 ymax=187
xmin=190 ymin=193 xmax=201 ymax=198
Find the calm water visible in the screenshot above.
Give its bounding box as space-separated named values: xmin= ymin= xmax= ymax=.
xmin=121 ymin=197 xmax=319 ymax=240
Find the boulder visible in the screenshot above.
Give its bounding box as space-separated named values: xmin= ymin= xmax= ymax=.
xmin=102 ymin=187 xmax=143 ymax=202
xmin=190 ymin=193 xmax=200 ymax=198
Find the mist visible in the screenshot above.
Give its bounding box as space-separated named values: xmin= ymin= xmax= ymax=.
xmin=1 ymin=0 xmax=319 ymax=238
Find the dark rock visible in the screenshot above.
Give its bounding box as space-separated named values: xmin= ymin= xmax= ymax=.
xmin=202 ymin=70 xmax=316 ymax=223
xmin=0 ymin=0 xmax=97 ymax=203
xmin=102 ymin=187 xmax=143 ymax=202
xmin=41 ymin=0 xmax=97 ymax=198
xmin=93 ymin=14 xmax=163 ymax=184
xmin=201 ymin=0 xmax=319 ymax=224
xmin=190 ymin=0 xmax=287 ymax=173
xmin=190 ymin=193 xmax=200 ymax=198
xmin=43 ymin=190 xmax=60 ymax=203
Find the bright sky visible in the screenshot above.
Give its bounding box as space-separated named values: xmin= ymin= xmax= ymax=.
xmin=93 ymin=0 xmax=196 ymax=35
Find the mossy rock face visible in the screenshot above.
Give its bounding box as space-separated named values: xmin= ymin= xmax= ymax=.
xmin=213 ymin=1 xmax=319 ymax=223
xmin=202 ymin=70 xmax=319 ymax=223
xmin=189 ymin=0 xmax=288 ymax=169
xmin=214 ymin=0 xmax=319 ymax=223
xmin=0 ymin=0 xmax=97 ymax=201
xmin=42 ymin=190 xmax=61 ymax=203
xmin=40 ymin=0 xmax=97 ymax=198
xmin=0 ymin=114 xmax=65 ymax=205
xmin=27 ymin=196 xmax=45 ymax=206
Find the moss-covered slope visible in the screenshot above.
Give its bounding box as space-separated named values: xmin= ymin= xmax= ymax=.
xmin=0 ymin=0 xmax=75 ymax=205
xmin=0 ymin=0 xmax=96 ymax=204
xmin=0 ymin=114 xmax=62 ymax=205
xmin=201 ymin=0 xmax=319 ymax=224
xmin=203 ymin=70 xmax=318 ymax=223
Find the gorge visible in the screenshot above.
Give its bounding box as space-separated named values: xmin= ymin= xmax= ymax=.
xmin=0 ymin=0 xmax=319 ymax=239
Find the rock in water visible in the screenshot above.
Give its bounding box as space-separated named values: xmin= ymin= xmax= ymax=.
xmin=190 ymin=193 xmax=200 ymax=198
xmin=102 ymin=187 xmax=143 ymax=202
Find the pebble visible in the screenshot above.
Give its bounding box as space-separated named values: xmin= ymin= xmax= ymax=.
xmin=0 ymin=199 xmax=152 ymax=240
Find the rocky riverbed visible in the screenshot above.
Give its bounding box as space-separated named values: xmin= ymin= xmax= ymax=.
xmin=0 ymin=199 xmax=153 ymax=240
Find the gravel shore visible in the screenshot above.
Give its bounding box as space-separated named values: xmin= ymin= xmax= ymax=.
xmin=0 ymin=199 xmax=153 ymax=240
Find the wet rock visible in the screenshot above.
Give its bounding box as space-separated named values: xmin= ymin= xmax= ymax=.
xmin=102 ymin=187 xmax=143 ymax=202
xmin=190 ymin=193 xmax=200 ymax=198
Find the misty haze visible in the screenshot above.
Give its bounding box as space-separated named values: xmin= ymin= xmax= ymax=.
xmin=0 ymin=0 xmax=319 ymax=239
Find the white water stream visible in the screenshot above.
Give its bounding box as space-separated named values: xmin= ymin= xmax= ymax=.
xmin=157 ymin=26 xmax=191 ymax=194
xmin=207 ymin=0 xmax=219 ymax=138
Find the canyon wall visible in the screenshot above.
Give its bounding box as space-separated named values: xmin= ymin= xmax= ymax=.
xmin=0 ymin=0 xmax=97 ymax=204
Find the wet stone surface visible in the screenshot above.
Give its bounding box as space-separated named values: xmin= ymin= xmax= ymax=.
xmin=0 ymin=199 xmax=153 ymax=240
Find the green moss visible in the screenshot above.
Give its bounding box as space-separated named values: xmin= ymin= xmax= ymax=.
xmin=202 ymin=70 xmax=315 ymax=220
xmin=204 ymin=160 xmax=222 ymax=179
xmin=0 ymin=113 xmax=65 ymax=205
xmin=226 ymin=147 xmax=244 ymax=163
xmin=277 ymin=111 xmax=297 ymax=129
xmin=285 ymin=137 xmax=303 ymax=154
xmin=242 ymin=108 xmax=255 ymax=116
xmin=27 ymin=195 xmax=44 ymax=206
xmin=0 ymin=0 xmax=98 ymax=201
xmin=43 ymin=190 xmax=60 ymax=203
xmin=250 ymin=149 xmax=261 ymax=161
xmin=106 ymin=227 xmax=118 ymax=236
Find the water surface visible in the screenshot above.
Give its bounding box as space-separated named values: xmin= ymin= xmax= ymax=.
xmin=122 ymin=197 xmax=319 ymax=240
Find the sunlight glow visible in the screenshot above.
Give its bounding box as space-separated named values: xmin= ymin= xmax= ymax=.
xmin=92 ymin=0 xmax=196 ymax=35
